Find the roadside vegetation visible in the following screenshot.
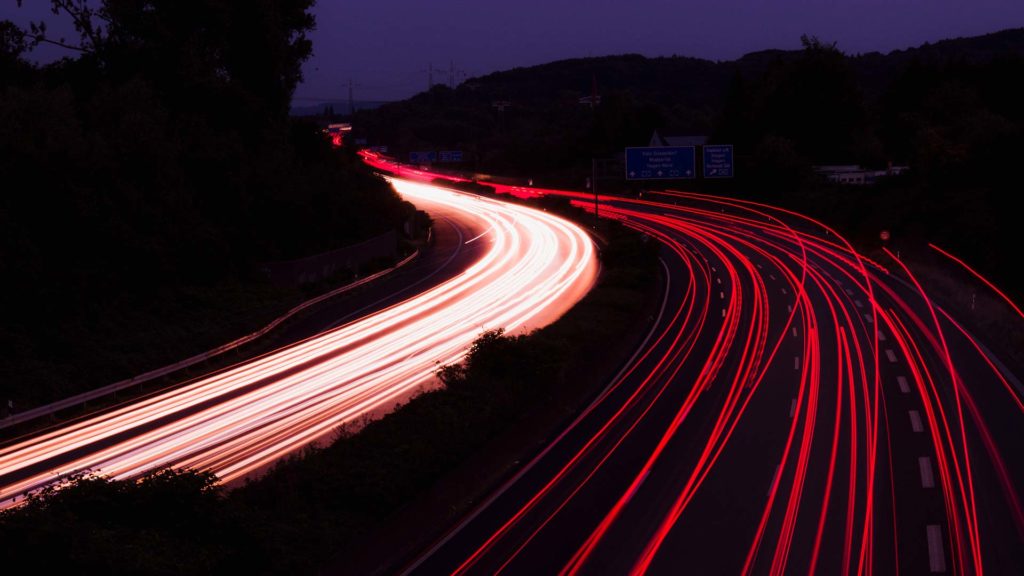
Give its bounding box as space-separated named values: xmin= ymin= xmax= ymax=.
xmin=0 ymin=203 xmax=661 ymax=574
xmin=356 ymin=30 xmax=1024 ymax=302
xmin=0 ymin=2 xmax=415 ymax=411
xmin=4 ymin=4 xmax=1021 ymax=573
xmin=359 ymin=29 xmax=1024 ymax=378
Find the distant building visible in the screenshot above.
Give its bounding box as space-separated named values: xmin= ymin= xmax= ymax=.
xmin=649 ymin=131 xmax=707 ymax=147
xmin=813 ymin=164 xmax=908 ymax=185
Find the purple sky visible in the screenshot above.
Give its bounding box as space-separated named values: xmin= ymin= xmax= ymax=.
xmin=5 ymin=1 xmax=1024 ymax=103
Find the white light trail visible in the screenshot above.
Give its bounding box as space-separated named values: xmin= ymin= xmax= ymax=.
xmin=0 ymin=178 xmax=598 ymax=507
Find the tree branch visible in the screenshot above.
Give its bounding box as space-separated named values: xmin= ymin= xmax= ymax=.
xmin=32 ymin=35 xmax=92 ymax=54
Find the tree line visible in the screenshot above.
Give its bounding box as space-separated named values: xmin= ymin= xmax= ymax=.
xmin=355 ymin=28 xmax=1024 ymax=300
xmin=1 ymin=1 xmax=414 ymax=407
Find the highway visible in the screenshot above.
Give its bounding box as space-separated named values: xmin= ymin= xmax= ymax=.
xmin=0 ymin=178 xmax=598 ymax=509
xmin=407 ymin=188 xmax=1024 ymax=575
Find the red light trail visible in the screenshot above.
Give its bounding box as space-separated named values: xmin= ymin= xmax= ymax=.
xmin=397 ymin=171 xmax=1023 ymax=574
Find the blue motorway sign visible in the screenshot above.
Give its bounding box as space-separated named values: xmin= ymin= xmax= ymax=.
xmin=625 ymin=146 xmax=695 ymax=180
xmin=409 ymin=151 xmax=437 ymax=164
xmin=703 ymin=145 xmax=734 ymax=178
xmin=438 ymin=150 xmax=464 ymax=163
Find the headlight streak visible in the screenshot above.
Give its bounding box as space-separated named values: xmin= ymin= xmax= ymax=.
xmin=0 ymin=178 xmax=598 ymax=507
xmin=423 ymin=182 xmax=1021 ymax=576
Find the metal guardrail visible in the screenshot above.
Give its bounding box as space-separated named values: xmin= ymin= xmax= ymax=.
xmin=1 ymin=250 xmax=420 ymax=431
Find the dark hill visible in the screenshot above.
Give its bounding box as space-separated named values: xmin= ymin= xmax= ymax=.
xmin=355 ymin=28 xmax=1024 ymax=168
xmin=354 ymin=27 xmax=1024 ymax=303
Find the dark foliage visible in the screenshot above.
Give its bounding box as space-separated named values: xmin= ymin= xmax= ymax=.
xmin=0 ymin=218 xmax=659 ymax=575
xmin=0 ymin=468 xmax=264 ymax=575
xmin=0 ymin=2 xmax=412 ymax=408
xmin=356 ymin=28 xmax=1024 ymax=300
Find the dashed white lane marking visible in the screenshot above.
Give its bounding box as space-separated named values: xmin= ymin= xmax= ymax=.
xmin=794 ymin=356 xmax=801 ymax=370
xmin=909 ymin=410 xmax=924 ymax=433
xmin=712 ymin=266 xmax=717 ymax=273
xmin=885 ymin=349 xmax=898 ymax=363
xmin=919 ymin=456 xmax=936 ymax=488
xmin=770 ymin=274 xmax=777 ymax=281
xmin=792 ymin=327 xmax=798 ymax=338
xmin=720 ymin=291 xmax=725 ymax=299
xmin=897 ymin=376 xmax=911 ymax=394
xmin=878 ymin=331 xmax=887 ymax=342
xmin=787 ymin=304 xmax=793 ymax=313
xmin=780 ymin=287 xmax=788 ymax=295
xmin=845 ymin=288 xmax=855 ymax=296
xmin=722 ymin=308 xmax=727 ymax=318
xmin=717 ymin=278 xmax=722 ymax=285
xmin=789 ymin=398 xmax=798 ymax=418
xmin=756 ymin=263 xmax=763 ymax=270
xmin=926 ymin=525 xmax=947 ymax=573
xmin=864 ymin=313 xmax=874 ymax=324
xmin=855 ymin=299 xmax=864 ymax=308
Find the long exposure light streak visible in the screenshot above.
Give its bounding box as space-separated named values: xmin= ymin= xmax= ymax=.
xmin=0 ymin=178 xmax=598 ymax=508
xmin=399 ymin=164 xmax=1023 ymax=575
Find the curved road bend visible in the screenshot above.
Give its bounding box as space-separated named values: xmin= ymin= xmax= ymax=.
xmin=0 ymin=179 xmax=598 ymax=509
xmin=407 ymin=189 xmax=1023 ymax=575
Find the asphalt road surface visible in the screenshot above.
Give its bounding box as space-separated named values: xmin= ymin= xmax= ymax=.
xmin=0 ymin=178 xmax=598 ymax=509
xmin=406 ymin=188 xmax=1024 ymax=575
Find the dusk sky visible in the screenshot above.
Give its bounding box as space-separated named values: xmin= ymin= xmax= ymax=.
xmin=4 ymin=1 xmax=1024 ymax=103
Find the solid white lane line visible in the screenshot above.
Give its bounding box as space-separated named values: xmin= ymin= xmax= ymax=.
xmin=897 ymin=376 xmax=911 ymax=394
xmin=909 ymin=410 xmax=924 ymax=433
xmin=926 ymin=525 xmax=947 ymax=572
xmin=919 ymin=456 xmax=935 ymax=488
xmin=885 ymin=349 xmax=898 ymax=363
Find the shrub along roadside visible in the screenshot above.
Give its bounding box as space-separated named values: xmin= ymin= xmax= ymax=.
xmin=0 ymin=208 xmax=662 ymax=575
